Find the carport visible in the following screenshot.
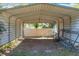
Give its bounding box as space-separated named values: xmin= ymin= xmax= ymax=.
xmin=1 ymin=3 xmax=79 ymax=49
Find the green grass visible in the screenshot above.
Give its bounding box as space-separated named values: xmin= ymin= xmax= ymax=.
xmin=11 ymin=49 xmax=79 ymax=56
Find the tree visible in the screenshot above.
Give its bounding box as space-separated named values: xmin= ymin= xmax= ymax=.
xmin=33 ymin=23 xmax=39 ymax=29
xmin=32 ymin=23 xmax=56 ymax=29
xmin=73 ymin=3 xmax=79 ymax=8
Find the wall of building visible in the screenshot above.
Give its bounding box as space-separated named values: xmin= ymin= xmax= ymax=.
xmin=59 ymin=17 xmax=79 ymax=46
xmin=0 ymin=14 xmax=21 ymax=46
xmin=71 ymin=17 xmax=79 ymax=46
xmin=24 ymin=29 xmax=55 ymax=37
xmin=0 ymin=14 xmax=9 ymax=45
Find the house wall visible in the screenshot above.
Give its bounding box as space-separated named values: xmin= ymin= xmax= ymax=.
xmin=24 ymin=29 xmax=54 ymax=37
xmin=71 ymin=17 xmax=79 ymax=46
xmin=0 ymin=14 xmax=21 ymax=46
xmin=0 ymin=14 xmax=9 ymax=45
xmin=59 ymin=17 xmax=79 ymax=46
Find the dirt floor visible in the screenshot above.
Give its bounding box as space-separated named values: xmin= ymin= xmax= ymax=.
xmin=6 ymin=39 xmax=79 ymax=56
xmin=14 ymin=39 xmax=62 ymax=50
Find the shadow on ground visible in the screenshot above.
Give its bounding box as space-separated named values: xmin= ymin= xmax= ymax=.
xmin=6 ymin=39 xmax=79 ymax=56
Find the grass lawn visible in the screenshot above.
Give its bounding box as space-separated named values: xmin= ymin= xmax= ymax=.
xmin=10 ymin=49 xmax=79 ymax=56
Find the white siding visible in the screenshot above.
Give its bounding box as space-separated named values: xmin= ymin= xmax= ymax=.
xmin=71 ymin=18 xmax=79 ymax=45
xmin=0 ymin=15 xmax=18 ymax=46
xmin=0 ymin=15 xmax=9 ymax=45
xmin=61 ymin=17 xmax=79 ymax=46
